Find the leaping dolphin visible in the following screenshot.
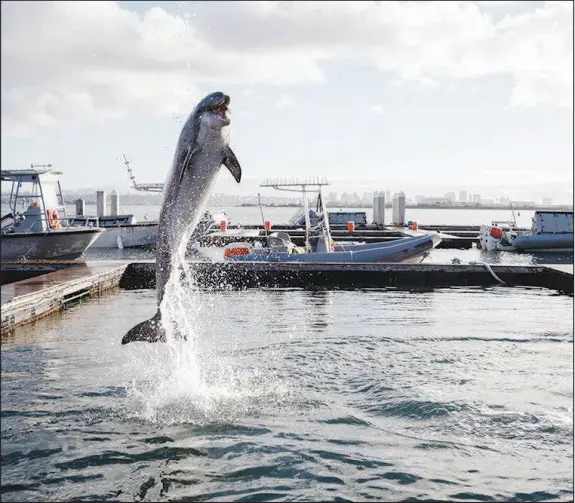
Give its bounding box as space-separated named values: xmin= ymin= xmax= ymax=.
xmin=122 ymin=92 xmax=242 ymax=344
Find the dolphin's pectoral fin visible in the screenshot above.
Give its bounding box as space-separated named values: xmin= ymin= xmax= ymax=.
xmin=178 ymin=145 xmax=200 ymax=185
xmin=122 ymin=311 xmax=165 ymax=344
xmin=222 ymin=146 xmax=242 ymax=183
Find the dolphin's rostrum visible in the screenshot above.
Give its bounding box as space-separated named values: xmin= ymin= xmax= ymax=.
xmin=122 ymin=92 xmax=241 ymax=344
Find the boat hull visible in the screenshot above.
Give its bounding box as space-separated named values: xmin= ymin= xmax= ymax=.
xmin=512 ymin=233 xmax=573 ymax=252
xmin=226 ymin=233 xmax=441 ymax=263
xmin=89 ymin=223 xmax=158 ymax=248
xmin=1 ymin=228 xmax=103 ymax=261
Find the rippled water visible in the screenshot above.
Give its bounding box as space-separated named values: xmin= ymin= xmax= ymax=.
xmin=2 ymin=287 xmax=573 ymax=502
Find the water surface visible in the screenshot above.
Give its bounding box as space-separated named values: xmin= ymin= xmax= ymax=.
xmin=2 ymin=286 xmax=573 ymax=501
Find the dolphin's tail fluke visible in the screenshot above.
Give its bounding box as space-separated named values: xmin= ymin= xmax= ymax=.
xmin=122 ymin=311 xmax=165 ymax=344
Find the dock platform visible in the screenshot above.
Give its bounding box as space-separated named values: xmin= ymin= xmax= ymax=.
xmin=2 ymin=260 xmax=572 ymax=334
xmin=1 ymin=261 xmax=129 ymax=333
xmin=122 ymin=261 xmax=574 ymax=294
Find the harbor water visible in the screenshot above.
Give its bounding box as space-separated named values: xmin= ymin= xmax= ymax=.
xmin=61 ymin=204 xmax=545 ymax=230
xmin=1 ymin=203 xmax=573 ymax=501
xmin=1 ymin=286 xmax=573 ymax=502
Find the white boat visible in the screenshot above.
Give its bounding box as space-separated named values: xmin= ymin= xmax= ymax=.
xmin=69 ymin=214 xmax=158 ymax=249
xmin=479 ymin=211 xmax=574 ymax=253
xmin=1 ymin=166 xmax=104 ymax=261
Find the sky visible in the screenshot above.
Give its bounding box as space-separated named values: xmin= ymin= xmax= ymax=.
xmin=1 ymin=1 xmax=573 ymax=203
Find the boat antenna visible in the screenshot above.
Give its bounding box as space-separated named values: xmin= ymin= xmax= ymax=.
xmin=120 ymin=154 xmax=164 ymax=193
xmin=122 ymin=154 xmax=138 ymax=189
xmin=510 ymin=201 xmax=518 ymax=228
xmin=258 ymin=193 xmax=268 ymax=236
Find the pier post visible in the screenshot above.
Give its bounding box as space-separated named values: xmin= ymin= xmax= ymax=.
xmin=377 ymin=191 xmax=386 ymax=227
xmin=75 ymin=198 xmax=85 ymax=216
xmin=110 ymin=189 xmax=120 ymax=216
xmin=393 ymin=191 xmax=406 ymax=226
xmin=96 ymin=191 xmax=107 ymax=218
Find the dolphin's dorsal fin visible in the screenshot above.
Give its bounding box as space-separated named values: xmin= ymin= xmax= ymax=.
xmin=222 ymin=146 xmax=242 ymax=183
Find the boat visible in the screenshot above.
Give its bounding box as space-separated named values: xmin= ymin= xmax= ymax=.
xmin=68 ymin=210 xmax=229 ymax=249
xmin=69 ymin=214 xmax=158 ymax=249
xmin=1 ymin=166 xmax=104 ymax=261
xmin=479 ymin=210 xmax=573 ymax=253
xmin=222 ymin=177 xmax=441 ymax=263
xmin=224 ymin=231 xmax=441 ymax=263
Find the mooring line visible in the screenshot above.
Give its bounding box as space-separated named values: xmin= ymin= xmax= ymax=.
xmin=469 ymin=261 xmax=506 ymax=285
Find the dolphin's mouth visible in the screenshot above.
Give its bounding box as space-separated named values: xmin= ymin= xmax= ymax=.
xmin=212 ymin=95 xmax=230 ymax=119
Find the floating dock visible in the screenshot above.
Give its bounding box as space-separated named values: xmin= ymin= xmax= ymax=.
xmin=121 ymin=261 xmax=574 ymax=293
xmin=1 ymin=260 xmax=572 ymax=334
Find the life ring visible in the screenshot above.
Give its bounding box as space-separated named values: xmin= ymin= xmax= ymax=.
xmin=47 ymin=209 xmax=60 ymax=229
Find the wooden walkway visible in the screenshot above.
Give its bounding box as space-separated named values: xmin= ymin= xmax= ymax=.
xmin=1 ymin=261 xmax=130 ymax=333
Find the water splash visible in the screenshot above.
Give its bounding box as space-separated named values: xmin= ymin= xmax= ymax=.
xmin=122 ymin=230 xmax=289 ymax=425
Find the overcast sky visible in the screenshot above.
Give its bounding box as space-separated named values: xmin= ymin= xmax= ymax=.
xmin=1 ymin=1 xmax=573 ymax=203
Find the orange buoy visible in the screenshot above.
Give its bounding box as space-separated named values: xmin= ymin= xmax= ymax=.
xmin=490 ymin=226 xmax=503 ymax=239
xmin=220 ymin=220 xmax=227 ymax=232
xmin=347 ymin=221 xmax=355 ymax=233
xmin=412 ymin=221 xmax=418 ymax=231
xmin=47 ymin=209 xmax=59 ymax=229
xmin=264 ymin=220 xmax=272 ymax=232
xmin=224 ymin=246 xmax=250 ymax=258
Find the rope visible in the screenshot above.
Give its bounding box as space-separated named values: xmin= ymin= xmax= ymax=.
xmin=469 ymin=261 xmax=506 ymax=285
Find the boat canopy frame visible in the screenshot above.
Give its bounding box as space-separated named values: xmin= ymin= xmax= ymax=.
xmin=1 ymin=165 xmax=71 ymax=231
xmin=260 ymin=177 xmax=333 ymax=253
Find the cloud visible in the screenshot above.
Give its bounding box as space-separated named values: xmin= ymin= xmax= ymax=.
xmin=275 ymin=94 xmax=295 ymax=108
xmin=371 ymin=105 xmax=384 ymax=114
xmin=1 ymin=1 xmax=572 ymax=137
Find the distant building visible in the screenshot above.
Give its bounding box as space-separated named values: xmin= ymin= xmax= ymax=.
xmin=459 ymin=191 xmax=467 ymax=203
xmin=328 ymin=192 xmax=338 ymax=202
xmin=444 ymin=192 xmax=456 ymax=202
xmin=498 ymin=196 xmax=510 ymax=205
xmin=419 ymin=196 xmax=448 ymax=205
xmin=472 ymin=193 xmax=481 ymax=203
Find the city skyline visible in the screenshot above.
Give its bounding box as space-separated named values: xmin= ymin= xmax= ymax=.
xmin=1 ymin=1 xmax=573 ymax=204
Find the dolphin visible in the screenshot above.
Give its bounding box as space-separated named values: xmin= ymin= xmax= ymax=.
xmin=122 ymin=91 xmax=241 ymax=344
